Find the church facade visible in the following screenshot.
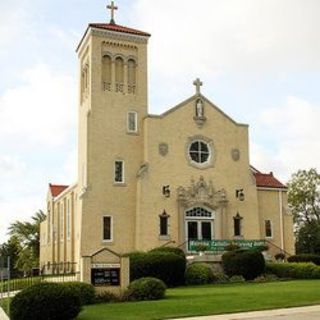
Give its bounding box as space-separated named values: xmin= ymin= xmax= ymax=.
xmin=40 ymin=6 xmax=295 ymax=277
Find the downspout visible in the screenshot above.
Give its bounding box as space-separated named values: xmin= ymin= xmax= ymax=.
xmin=279 ymin=190 xmax=284 ymax=251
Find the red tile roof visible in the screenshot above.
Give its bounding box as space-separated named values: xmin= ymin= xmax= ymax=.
xmin=49 ymin=184 xmax=69 ymax=197
xmin=89 ymin=23 xmax=151 ymax=37
xmin=252 ymin=170 xmax=286 ymax=189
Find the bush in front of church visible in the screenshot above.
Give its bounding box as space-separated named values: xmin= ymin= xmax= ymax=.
xmin=266 ymin=262 xmax=320 ymax=279
xmin=185 ymin=263 xmax=214 ymax=285
xmin=149 ymin=246 xmax=186 ymax=260
xmin=10 ymin=283 xmax=81 ymax=320
xmin=128 ymin=251 xmax=186 ymax=287
xmin=287 ymin=254 xmax=320 ymax=266
xmin=126 ymin=277 xmax=167 ymax=301
xmin=222 ymin=249 xmax=265 ymax=280
xmin=61 ymin=282 xmax=96 ymax=305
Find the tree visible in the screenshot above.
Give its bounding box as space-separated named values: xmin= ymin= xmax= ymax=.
xmin=295 ymin=220 xmax=320 ymax=254
xmin=288 ymin=168 xmax=320 ymax=225
xmin=8 ymin=210 xmax=46 ymax=271
xmin=0 ymin=236 xmax=22 ymax=278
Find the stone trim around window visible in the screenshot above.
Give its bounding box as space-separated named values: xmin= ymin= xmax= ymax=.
xmin=185 ymin=135 xmax=215 ymax=169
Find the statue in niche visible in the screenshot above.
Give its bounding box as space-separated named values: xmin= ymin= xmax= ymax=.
xmin=195 ymin=99 xmax=204 ymax=118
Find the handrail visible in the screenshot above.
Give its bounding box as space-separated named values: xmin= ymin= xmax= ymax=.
xmin=265 ymin=239 xmax=292 ymax=258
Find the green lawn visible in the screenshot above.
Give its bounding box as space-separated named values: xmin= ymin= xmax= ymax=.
xmin=77 ymin=280 xmax=320 ymax=320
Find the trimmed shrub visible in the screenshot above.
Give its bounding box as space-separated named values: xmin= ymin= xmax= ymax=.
xmin=212 ymin=272 xmax=230 ymax=284
xmin=149 ymin=246 xmax=186 ymax=260
xmin=128 ymin=251 xmax=186 ymax=287
xmin=275 ymin=253 xmax=286 ymax=261
xmin=288 ymin=254 xmax=320 ymax=266
xmin=254 ymin=273 xmax=278 ymax=283
xmin=229 ymin=275 xmax=245 ymax=283
xmin=222 ymin=249 xmax=265 ymax=280
xmin=95 ymin=291 xmax=120 ymax=303
xmin=185 ymin=263 xmax=214 ymax=285
xmin=10 ymin=283 xmax=81 ymax=320
xmin=266 ymin=262 xmax=320 ymax=279
xmin=62 ymin=282 xmax=95 ymax=305
xmin=127 ymin=277 xmax=166 ymax=301
xmin=224 ymin=243 xmax=240 ymax=251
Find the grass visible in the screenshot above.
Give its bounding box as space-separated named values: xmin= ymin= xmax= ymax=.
xmin=0 ymin=298 xmax=10 ymax=316
xmin=77 ymin=280 xmax=320 ymax=320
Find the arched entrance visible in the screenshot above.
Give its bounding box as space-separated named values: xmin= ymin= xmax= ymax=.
xmin=185 ymin=207 xmax=215 ymax=241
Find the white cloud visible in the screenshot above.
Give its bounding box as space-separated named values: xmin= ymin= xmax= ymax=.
xmin=251 ymin=96 xmax=320 ymax=182
xmin=0 ymin=156 xmax=26 ymax=177
xmin=0 ymin=64 xmax=77 ymax=148
xmin=0 ymin=194 xmax=44 ymax=244
xmin=133 ymin=0 xmax=320 ymax=77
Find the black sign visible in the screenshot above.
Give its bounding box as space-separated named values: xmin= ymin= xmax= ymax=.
xmin=91 ymin=268 xmax=120 ymax=286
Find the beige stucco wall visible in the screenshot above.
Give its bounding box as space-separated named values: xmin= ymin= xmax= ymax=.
xmin=257 ymin=189 xmax=295 ymax=256
xmin=136 ymin=96 xmax=261 ymax=251
xmin=78 ymin=30 xmax=149 ymax=258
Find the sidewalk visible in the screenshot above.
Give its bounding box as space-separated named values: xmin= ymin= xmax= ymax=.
xmin=170 ymin=305 xmax=320 ymax=320
xmin=0 ymin=307 xmax=9 ymax=320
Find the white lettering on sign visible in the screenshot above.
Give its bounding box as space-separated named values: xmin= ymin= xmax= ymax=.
xmin=91 ymin=263 xmax=120 ymax=269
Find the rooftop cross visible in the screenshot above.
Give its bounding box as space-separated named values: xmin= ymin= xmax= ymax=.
xmin=107 ymin=1 xmax=118 ymax=24
xmin=193 ymin=78 xmax=203 ymax=95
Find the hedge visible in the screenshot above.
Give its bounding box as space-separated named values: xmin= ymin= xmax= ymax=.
xmin=127 ymin=277 xmax=166 ymax=301
xmin=149 ymin=246 xmax=186 ymax=260
xmin=266 ymin=262 xmax=320 ymax=279
xmin=288 ymin=254 xmax=320 ymax=266
xmin=185 ymin=263 xmax=214 ymax=285
xmin=61 ymin=282 xmax=95 ymax=305
xmin=128 ymin=251 xmax=186 ymax=287
xmin=222 ymin=249 xmax=265 ymax=280
xmin=10 ymin=283 xmax=81 ymax=320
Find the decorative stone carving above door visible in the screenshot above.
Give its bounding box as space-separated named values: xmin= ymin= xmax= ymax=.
xmin=177 ymin=176 xmax=228 ymax=209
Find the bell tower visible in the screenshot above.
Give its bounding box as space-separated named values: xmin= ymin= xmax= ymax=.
xmin=76 ymin=2 xmax=151 ymax=255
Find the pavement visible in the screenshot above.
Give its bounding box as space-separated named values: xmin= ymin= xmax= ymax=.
xmin=0 ymin=307 xmax=9 ymax=320
xmin=170 ymin=305 xmax=320 ymax=320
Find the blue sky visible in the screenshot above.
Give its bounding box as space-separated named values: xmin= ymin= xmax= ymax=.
xmin=0 ymin=0 xmax=319 ymax=243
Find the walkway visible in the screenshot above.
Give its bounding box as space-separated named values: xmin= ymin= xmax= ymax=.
xmin=170 ymin=305 xmax=320 ymax=320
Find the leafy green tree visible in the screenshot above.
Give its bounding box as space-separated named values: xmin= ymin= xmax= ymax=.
xmin=8 ymin=210 xmax=46 ymax=271
xmin=288 ymin=168 xmax=320 ymax=225
xmin=0 ymin=236 xmax=22 ymax=277
xmin=288 ymin=168 xmax=320 ymax=254
xmin=295 ymin=220 xmax=320 ymax=254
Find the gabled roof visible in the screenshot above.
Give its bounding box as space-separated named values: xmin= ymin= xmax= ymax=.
xmin=250 ymin=166 xmax=286 ymax=189
xmin=89 ymin=23 xmax=151 ymax=37
xmin=147 ymin=94 xmax=248 ymax=127
xmin=49 ymin=184 xmax=69 ymax=197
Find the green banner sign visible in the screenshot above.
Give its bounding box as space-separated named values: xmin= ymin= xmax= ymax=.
xmin=188 ymin=239 xmax=266 ymax=252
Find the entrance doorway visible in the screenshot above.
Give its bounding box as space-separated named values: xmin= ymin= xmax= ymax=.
xmin=185 ymin=207 xmax=214 ymax=241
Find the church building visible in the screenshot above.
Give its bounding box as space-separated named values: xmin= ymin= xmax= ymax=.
xmin=40 ymin=2 xmax=295 ymax=277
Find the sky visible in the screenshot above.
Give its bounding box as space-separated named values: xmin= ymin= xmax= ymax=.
xmin=0 ymin=0 xmax=319 ymax=243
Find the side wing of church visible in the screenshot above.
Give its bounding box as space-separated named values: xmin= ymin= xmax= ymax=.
xmin=39 ymin=5 xmax=294 ymax=276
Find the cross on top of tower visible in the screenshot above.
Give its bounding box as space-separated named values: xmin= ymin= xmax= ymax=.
xmin=193 ymin=78 xmax=203 ymax=95
xmin=107 ymin=1 xmax=118 ymax=25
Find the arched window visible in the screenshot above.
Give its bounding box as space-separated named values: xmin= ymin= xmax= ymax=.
xmin=127 ymin=59 xmax=136 ymax=94
xmin=102 ymin=55 xmax=112 ymax=91
xmin=159 ymin=210 xmax=170 ymax=236
xmin=233 ymin=213 xmax=243 ymax=237
xmin=115 ymin=57 xmax=124 ymax=92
